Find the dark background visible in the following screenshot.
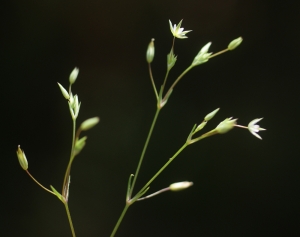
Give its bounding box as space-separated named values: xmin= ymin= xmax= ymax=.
xmin=2 ymin=0 xmax=299 ymax=236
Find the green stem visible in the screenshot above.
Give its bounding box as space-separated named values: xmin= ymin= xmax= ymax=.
xmin=64 ymin=202 xmax=76 ymax=237
xmin=129 ymin=108 xmax=160 ymax=198
xmin=62 ymin=119 xmax=76 ymax=197
xmin=137 ymin=187 xmax=170 ymax=201
xmin=134 ymin=142 xmax=188 ymax=200
xmin=162 ymin=69 xmax=170 ymax=93
xmin=148 ymin=63 xmax=158 ymax=100
xmin=61 ymin=118 xmax=77 ymax=237
xmin=208 ymin=48 xmax=229 ymax=59
xmin=163 ymin=65 xmax=194 ymax=102
xmin=110 ymin=204 xmax=130 ymax=237
xmin=26 ymin=170 xmax=56 ymax=195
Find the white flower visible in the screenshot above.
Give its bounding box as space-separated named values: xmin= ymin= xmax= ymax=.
xmin=169 ymin=19 xmax=192 ymax=39
xmin=248 ymin=118 xmax=266 ymax=140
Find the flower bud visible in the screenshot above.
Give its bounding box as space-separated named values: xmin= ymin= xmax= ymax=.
xmin=195 ymin=121 xmax=207 ymax=132
xmin=228 ymin=37 xmax=243 ymax=50
xmin=215 ymin=117 xmax=237 ymax=134
xmin=167 ymin=49 xmax=177 ymax=71
xmin=73 ymin=94 xmax=80 ymax=117
xmin=169 ymin=181 xmax=193 ymax=191
xmin=57 ymin=83 xmax=69 ymax=100
xmin=74 ymin=136 xmax=87 ymax=155
xmin=204 ymin=108 xmax=220 ymax=121
xmin=16 ymin=145 xmax=28 ymax=170
xmin=146 ymin=39 xmax=155 ymax=63
xmin=192 ymin=42 xmax=212 ymax=66
xmin=68 ymin=92 xmax=74 ymax=107
xmin=69 ymin=67 xmax=79 ymax=85
xmin=80 ymin=117 xmax=100 ymax=131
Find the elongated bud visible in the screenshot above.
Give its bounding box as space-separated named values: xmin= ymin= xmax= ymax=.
xmin=169 ymin=181 xmax=193 ymax=191
xmin=167 ymin=49 xmax=177 ymax=71
xmin=69 ymin=92 xmax=74 ymax=107
xmin=215 ymin=117 xmax=237 ymax=134
xmin=80 ymin=117 xmax=100 ymax=131
xmin=192 ymin=42 xmax=212 ymax=66
xmin=146 ymin=38 xmax=155 ymax=63
xmin=200 ymin=42 xmax=211 ymax=54
xmin=57 ymin=83 xmax=70 ymax=100
xmin=74 ymin=136 xmax=87 ymax=155
xmin=16 ymin=145 xmax=28 ymax=170
xmin=69 ymin=67 xmax=79 ymax=85
xmin=228 ymin=37 xmax=243 ymax=50
xmin=195 ymin=121 xmax=207 ymax=132
xmin=204 ymin=108 xmax=220 ymax=121
xmin=73 ymin=95 xmax=80 ymax=117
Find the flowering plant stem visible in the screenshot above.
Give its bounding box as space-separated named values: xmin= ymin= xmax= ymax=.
xmin=110 ymin=107 xmax=160 ymax=236
xmin=129 ymin=108 xmax=160 ymax=197
xmin=111 ymin=52 xmax=198 ymax=236
xmin=134 ymin=142 xmax=188 ymax=198
xmin=111 ymin=134 xmax=192 ymax=236
xmin=110 ymin=204 xmax=130 ymax=237
xmin=62 ymin=119 xmax=76 ymax=196
xmin=61 ymin=118 xmax=76 ymax=237
xmin=64 ymin=202 xmax=76 ymax=237
xmin=163 ymin=65 xmax=193 ymax=102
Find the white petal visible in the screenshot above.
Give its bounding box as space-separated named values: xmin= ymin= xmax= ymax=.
xmin=250 ymin=130 xmax=262 ymax=140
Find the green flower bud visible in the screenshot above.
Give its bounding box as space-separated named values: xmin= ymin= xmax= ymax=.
xmin=69 ymin=92 xmax=74 ymax=107
xmin=169 ymin=181 xmax=193 ymax=191
xmin=228 ymin=37 xmax=243 ymax=50
xmin=69 ymin=67 xmax=79 ymax=85
xmin=73 ymin=94 xmax=80 ymax=118
xmin=74 ymin=136 xmax=87 ymax=155
xmin=146 ymin=39 xmax=155 ymax=63
xmin=57 ymin=83 xmax=69 ymax=100
xmin=192 ymin=42 xmax=212 ymax=66
xmin=195 ymin=121 xmax=207 ymax=132
xmin=16 ymin=145 xmax=28 ymax=170
xmin=204 ymin=108 xmax=220 ymax=121
xmin=215 ymin=117 xmax=237 ymax=134
xmin=167 ymin=49 xmax=177 ymax=71
xmin=80 ymin=117 xmax=100 ymax=131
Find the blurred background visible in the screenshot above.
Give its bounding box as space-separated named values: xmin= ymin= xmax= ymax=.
xmin=2 ymin=0 xmax=299 ymax=236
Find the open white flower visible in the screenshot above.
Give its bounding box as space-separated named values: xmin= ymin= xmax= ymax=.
xmin=169 ymin=19 xmax=192 ymax=39
xmin=248 ymin=118 xmax=266 ymax=140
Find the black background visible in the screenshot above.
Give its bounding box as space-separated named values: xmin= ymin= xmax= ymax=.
xmin=2 ymin=0 xmax=299 ymax=236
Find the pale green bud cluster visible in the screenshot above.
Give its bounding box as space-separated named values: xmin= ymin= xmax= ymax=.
xmin=57 ymin=68 xmax=81 ymax=120
xmin=195 ymin=108 xmax=220 ymax=133
xmin=69 ymin=93 xmax=81 ymax=120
